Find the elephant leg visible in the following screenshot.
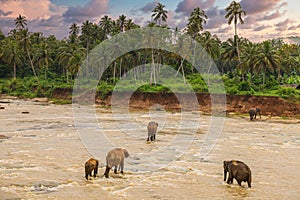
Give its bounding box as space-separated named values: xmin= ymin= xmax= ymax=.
xmin=85 ymin=173 xmax=89 ymax=180
xmin=94 ymin=168 xmax=98 ymax=177
xmin=120 ymin=161 xmax=124 ymax=174
xmin=104 ymin=167 xmax=111 ymax=178
xmin=247 ymin=181 xmax=251 ymax=188
xmin=147 ymin=136 xmax=150 ymax=141
xmin=114 ymin=166 xmax=117 ymax=174
xmin=153 ymin=134 xmax=156 ymax=141
xmin=227 ymin=173 xmax=233 ymax=184
xmin=237 ymin=180 xmax=242 ymax=186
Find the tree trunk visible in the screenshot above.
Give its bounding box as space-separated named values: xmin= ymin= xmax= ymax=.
xmin=27 ymin=49 xmax=39 ymax=84
xmin=113 ymin=62 xmax=116 ymax=83
xmin=13 ymin=62 xmax=16 ymax=79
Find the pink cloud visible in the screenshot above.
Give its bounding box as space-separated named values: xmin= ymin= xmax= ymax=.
xmin=0 ymin=0 xmax=66 ymax=20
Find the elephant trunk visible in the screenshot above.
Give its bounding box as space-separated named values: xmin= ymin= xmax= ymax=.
xmin=224 ymin=170 xmax=227 ymax=181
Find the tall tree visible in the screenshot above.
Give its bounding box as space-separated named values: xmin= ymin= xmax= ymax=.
xmin=116 ymin=15 xmax=127 ymax=32
xmin=99 ymin=15 xmax=112 ymax=40
xmin=69 ymin=23 xmax=80 ymax=44
xmin=33 ymin=42 xmax=53 ymax=80
xmin=0 ymin=38 xmax=23 ymax=79
xmin=254 ymin=41 xmax=280 ymax=85
xmin=225 ymin=1 xmax=246 ymax=62
xmin=186 ymin=7 xmax=208 ymax=39
xmin=14 ymin=14 xmax=27 ymax=30
xmin=151 ymin=3 xmax=168 ymax=26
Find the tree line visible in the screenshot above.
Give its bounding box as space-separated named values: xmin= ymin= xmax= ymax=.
xmin=0 ymin=1 xmax=299 ymax=89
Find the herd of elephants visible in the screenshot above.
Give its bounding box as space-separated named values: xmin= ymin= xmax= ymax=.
xmin=84 ymin=108 xmax=261 ymax=188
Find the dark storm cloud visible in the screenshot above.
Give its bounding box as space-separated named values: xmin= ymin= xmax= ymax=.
xmin=63 ymin=0 xmax=108 ymax=23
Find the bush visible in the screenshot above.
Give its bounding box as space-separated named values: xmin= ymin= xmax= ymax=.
xmin=238 ymin=81 xmax=251 ymax=91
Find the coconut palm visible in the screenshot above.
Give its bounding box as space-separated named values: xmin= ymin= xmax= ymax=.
xmin=14 ymin=14 xmax=27 ymax=30
xmin=225 ymin=1 xmax=246 ymax=62
xmin=225 ymin=1 xmax=246 ymax=37
xmin=69 ymin=23 xmax=80 ymax=44
xmin=0 ymin=38 xmax=23 ymax=79
xmin=116 ymin=15 xmax=127 ymax=32
xmin=253 ymin=41 xmax=280 ymax=85
xmin=186 ymin=7 xmax=208 ymax=39
xmin=151 ymin=3 xmax=168 ymax=26
xmin=99 ymin=15 xmax=112 ymax=40
xmin=33 ymin=42 xmax=53 ymax=80
xmin=239 ymin=41 xmax=259 ymax=81
xmin=19 ymin=28 xmax=39 ymax=82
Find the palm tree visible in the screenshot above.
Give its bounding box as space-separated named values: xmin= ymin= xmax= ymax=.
xmin=99 ymin=15 xmax=112 ymax=40
xmin=125 ymin=19 xmax=139 ymax=31
xmin=239 ymin=41 xmax=259 ymax=82
xmin=0 ymin=38 xmax=23 ymax=79
xmin=57 ymin=43 xmax=85 ymax=82
xmin=221 ymin=38 xmax=239 ymax=75
xmin=14 ymin=14 xmax=27 ymax=30
xmin=117 ymin=15 xmax=127 ymax=32
xmin=186 ymin=7 xmax=208 ymax=39
xmin=253 ymin=41 xmax=280 ymax=85
xmin=69 ymin=23 xmax=80 ymax=44
xmin=225 ymin=1 xmax=246 ymax=62
xmin=33 ymin=42 xmax=53 ymax=80
xmin=19 ymin=28 xmax=39 ymax=82
xmin=225 ymin=1 xmax=246 ymax=37
xmin=151 ymin=3 xmax=168 ymax=26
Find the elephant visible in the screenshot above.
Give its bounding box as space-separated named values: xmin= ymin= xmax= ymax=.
xmin=249 ymin=108 xmax=261 ymax=120
xmin=85 ymin=158 xmax=99 ymax=180
xmin=223 ymin=160 xmax=252 ymax=187
xmin=147 ymin=121 xmax=158 ymax=142
xmin=104 ymin=148 xmax=129 ymax=178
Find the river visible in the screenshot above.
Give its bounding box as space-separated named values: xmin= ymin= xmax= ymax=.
xmin=0 ymin=99 xmax=299 ymax=199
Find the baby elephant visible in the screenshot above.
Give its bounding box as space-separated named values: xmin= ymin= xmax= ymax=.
xmin=223 ymin=160 xmax=252 ymax=187
xmin=85 ymin=158 xmax=99 ymax=180
xmin=249 ymin=108 xmax=261 ymax=121
xmin=104 ymin=148 xmax=129 ymax=178
xmin=147 ymin=121 xmax=158 ymax=142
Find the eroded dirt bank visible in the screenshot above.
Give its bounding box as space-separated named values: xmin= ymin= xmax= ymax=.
xmin=3 ymin=88 xmax=299 ymax=117
xmin=95 ymin=92 xmax=300 ymax=117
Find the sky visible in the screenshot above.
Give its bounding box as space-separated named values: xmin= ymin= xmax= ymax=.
xmin=0 ymin=0 xmax=299 ymax=42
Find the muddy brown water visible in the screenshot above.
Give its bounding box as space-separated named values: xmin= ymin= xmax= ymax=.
xmin=0 ymin=99 xmax=299 ymax=199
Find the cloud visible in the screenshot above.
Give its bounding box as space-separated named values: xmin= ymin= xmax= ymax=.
xmin=205 ymin=7 xmax=227 ymax=29
xmin=253 ymin=25 xmax=271 ymax=31
xmin=0 ymin=0 xmax=66 ymax=19
xmin=240 ymin=0 xmax=285 ymax=14
xmin=136 ymin=0 xmax=158 ymax=13
xmin=217 ymin=26 xmax=232 ymax=34
xmin=275 ymin=18 xmax=294 ymax=31
xmin=257 ymin=10 xmax=286 ymax=21
xmin=175 ymin=0 xmax=215 ymax=16
xmin=63 ymin=0 xmax=109 ymax=23
xmin=0 ymin=9 xmax=12 ymax=16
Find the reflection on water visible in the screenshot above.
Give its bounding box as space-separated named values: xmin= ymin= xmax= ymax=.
xmin=0 ymin=99 xmax=299 ymax=199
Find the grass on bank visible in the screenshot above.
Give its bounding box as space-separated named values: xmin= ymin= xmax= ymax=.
xmin=0 ymin=73 xmax=299 ymax=104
